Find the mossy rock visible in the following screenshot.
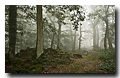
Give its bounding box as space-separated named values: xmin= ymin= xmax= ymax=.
xmin=73 ymin=53 xmax=82 ymax=59
xmin=65 ymin=51 xmax=68 ymax=54
xmin=60 ymin=53 xmax=70 ymax=59
xmin=70 ymin=54 xmax=73 ymax=58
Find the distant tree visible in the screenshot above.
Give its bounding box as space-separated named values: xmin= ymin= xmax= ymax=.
xmin=88 ymin=5 xmax=115 ymax=50
xmin=8 ymin=5 xmax=17 ymax=59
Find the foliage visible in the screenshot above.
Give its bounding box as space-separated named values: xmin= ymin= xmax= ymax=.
xmin=30 ymin=64 xmax=42 ymax=73
xmin=11 ymin=58 xmax=23 ymax=66
xmin=98 ymin=50 xmax=115 ymax=73
xmin=12 ymin=65 xmax=29 ymax=73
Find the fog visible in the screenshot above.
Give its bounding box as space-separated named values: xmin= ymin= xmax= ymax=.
xmin=5 ymin=5 xmax=115 ymax=53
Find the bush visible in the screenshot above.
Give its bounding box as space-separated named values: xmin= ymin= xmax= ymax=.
xmin=13 ymin=65 xmax=29 ymax=73
xmin=98 ymin=50 xmax=115 ymax=73
xmin=12 ymin=58 xmax=23 ymax=66
xmin=23 ymin=64 xmax=31 ymax=69
xmin=30 ymin=64 xmax=42 ymax=73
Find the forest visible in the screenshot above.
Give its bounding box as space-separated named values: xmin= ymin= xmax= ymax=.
xmin=5 ymin=5 xmax=115 ymax=73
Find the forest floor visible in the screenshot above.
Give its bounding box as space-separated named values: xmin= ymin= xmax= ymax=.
xmin=41 ymin=51 xmax=108 ymax=73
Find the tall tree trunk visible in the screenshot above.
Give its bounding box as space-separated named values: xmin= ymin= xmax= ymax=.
xmin=107 ymin=27 xmax=113 ymax=49
xmin=8 ymin=5 xmax=17 ymax=59
xmin=51 ymin=33 xmax=55 ymax=48
xmin=104 ymin=5 xmax=109 ymax=51
xmin=47 ymin=14 xmax=56 ymax=49
xmin=70 ymin=24 xmax=73 ymax=51
xmin=104 ymin=23 xmax=108 ymax=51
xmin=93 ymin=25 xmax=96 ymax=50
xmin=72 ymin=30 xmax=76 ymax=52
xmin=96 ymin=25 xmax=99 ymax=49
xmin=79 ymin=23 xmax=82 ymax=50
xmin=36 ymin=5 xmax=43 ymax=59
xmin=57 ymin=18 xmax=61 ymax=49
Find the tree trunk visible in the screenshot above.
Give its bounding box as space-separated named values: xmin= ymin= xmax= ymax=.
xmin=57 ymin=17 xmax=61 ymax=49
xmin=72 ymin=30 xmax=76 ymax=52
xmin=107 ymin=27 xmax=113 ymax=49
xmin=93 ymin=25 xmax=96 ymax=50
xmin=96 ymin=25 xmax=99 ymax=49
xmin=104 ymin=5 xmax=109 ymax=51
xmin=36 ymin=5 xmax=43 ymax=59
xmin=70 ymin=24 xmax=73 ymax=51
xmin=47 ymin=14 xmax=56 ymax=49
xmin=8 ymin=5 xmax=17 ymax=59
xmin=104 ymin=19 xmax=109 ymax=51
xmin=51 ymin=33 xmax=55 ymax=48
xmin=79 ymin=23 xmax=82 ymax=50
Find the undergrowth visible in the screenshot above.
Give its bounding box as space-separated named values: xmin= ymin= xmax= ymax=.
xmin=98 ymin=49 xmax=115 ymax=73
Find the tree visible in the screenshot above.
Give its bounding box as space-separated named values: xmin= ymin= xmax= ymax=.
xmin=88 ymin=5 xmax=115 ymax=50
xmin=36 ymin=5 xmax=43 ymax=59
xmin=45 ymin=5 xmax=66 ymax=49
xmin=87 ymin=11 xmax=100 ymax=50
xmin=8 ymin=5 xmax=17 ymax=59
xmin=46 ymin=14 xmax=57 ymax=48
xmin=72 ymin=30 xmax=77 ymax=51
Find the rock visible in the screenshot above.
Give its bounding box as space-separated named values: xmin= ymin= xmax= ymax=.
xmin=73 ymin=53 xmax=82 ymax=59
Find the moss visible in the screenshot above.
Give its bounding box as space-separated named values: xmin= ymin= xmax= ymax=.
xmin=60 ymin=53 xmax=65 ymax=59
xmin=70 ymin=54 xmax=73 ymax=58
xmin=65 ymin=51 xmax=68 ymax=54
xmin=73 ymin=53 xmax=82 ymax=59
xmin=60 ymin=53 xmax=70 ymax=59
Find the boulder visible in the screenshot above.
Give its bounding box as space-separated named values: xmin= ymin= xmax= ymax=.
xmin=73 ymin=53 xmax=82 ymax=59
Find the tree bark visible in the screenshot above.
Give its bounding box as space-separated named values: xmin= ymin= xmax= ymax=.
xmin=79 ymin=23 xmax=82 ymax=50
xmin=8 ymin=5 xmax=17 ymax=59
xmin=57 ymin=17 xmax=61 ymax=49
xmin=93 ymin=25 xmax=96 ymax=50
xmin=107 ymin=27 xmax=113 ymax=49
xmin=36 ymin=5 xmax=43 ymax=59
xmin=47 ymin=14 xmax=56 ymax=49
xmin=72 ymin=30 xmax=76 ymax=52
xmin=104 ymin=5 xmax=109 ymax=51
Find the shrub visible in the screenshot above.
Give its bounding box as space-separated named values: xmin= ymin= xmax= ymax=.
xmin=12 ymin=58 xmax=23 ymax=66
xmin=5 ymin=60 xmax=10 ymax=65
xmin=23 ymin=64 xmax=31 ymax=69
xmin=98 ymin=50 xmax=115 ymax=73
xmin=13 ymin=65 xmax=29 ymax=73
xmin=30 ymin=64 xmax=42 ymax=73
